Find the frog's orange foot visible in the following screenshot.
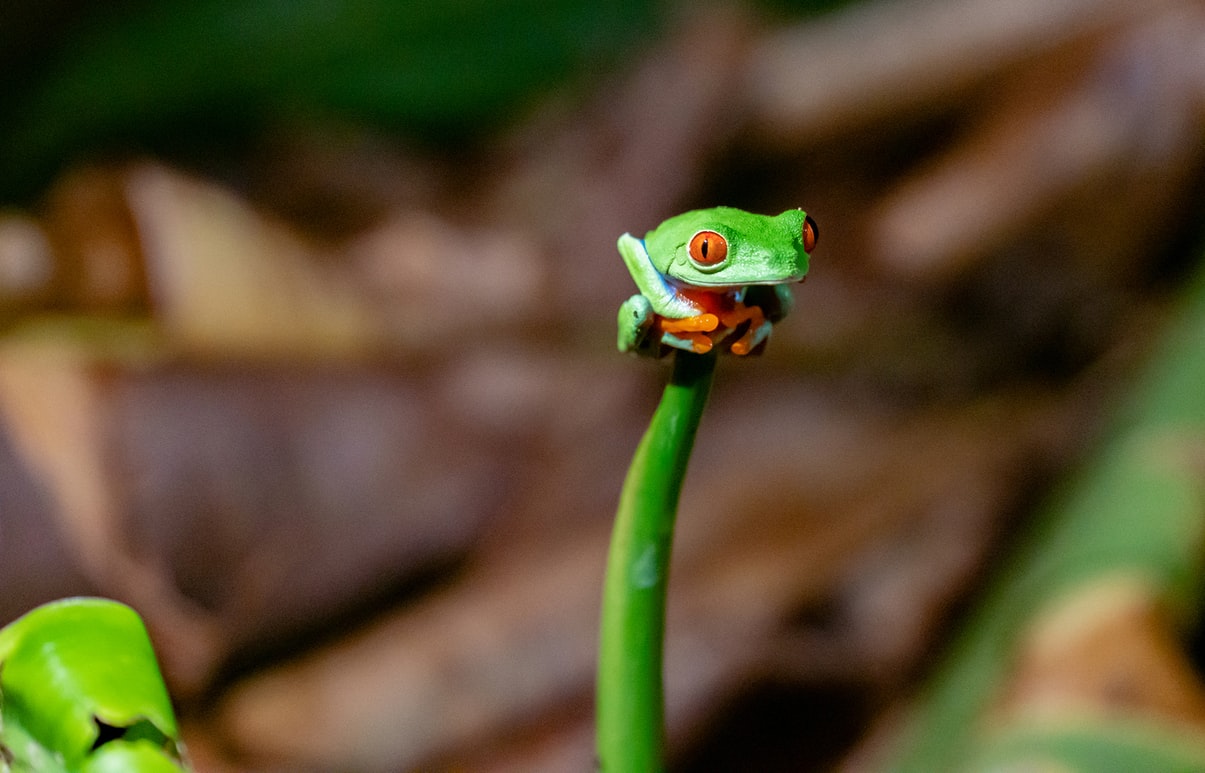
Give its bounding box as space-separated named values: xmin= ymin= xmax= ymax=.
xmin=723 ymin=318 xmax=771 ymax=356
xmin=724 ymin=304 xmax=770 ymax=355
xmin=660 ymin=313 xmax=720 ymax=334
xmin=719 ymin=303 xmax=765 ymax=331
xmin=660 ymin=330 xmax=713 ymax=354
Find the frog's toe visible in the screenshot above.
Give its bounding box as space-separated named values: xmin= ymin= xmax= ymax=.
xmin=729 ymin=339 xmax=753 ymax=356
xmin=730 ymin=320 xmax=773 ymax=356
xmin=618 ymin=295 xmax=656 ymax=354
xmin=663 ymin=331 xmax=713 ymax=354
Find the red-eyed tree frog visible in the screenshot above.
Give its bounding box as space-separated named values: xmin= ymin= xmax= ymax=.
xmin=616 ymin=206 xmax=817 ymax=357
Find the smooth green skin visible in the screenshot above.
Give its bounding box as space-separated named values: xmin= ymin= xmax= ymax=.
xmin=617 ymin=207 xmax=810 ymax=355
xmin=597 ymin=351 xmax=716 ymax=772
xmin=0 ymin=598 xmax=186 ymax=772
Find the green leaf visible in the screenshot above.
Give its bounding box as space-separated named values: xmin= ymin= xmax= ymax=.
xmin=0 ymin=598 xmax=186 ymax=772
xmin=885 ymin=245 xmax=1205 ymax=770
xmin=967 ymin=719 xmax=1205 ymax=773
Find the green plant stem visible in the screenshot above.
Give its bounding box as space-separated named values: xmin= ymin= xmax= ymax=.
xmin=597 ymin=350 xmax=716 ymax=773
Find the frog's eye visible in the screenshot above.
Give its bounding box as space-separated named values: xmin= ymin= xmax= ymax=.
xmin=688 ymin=230 xmax=728 ymax=266
xmin=803 ymin=215 xmax=819 ymax=253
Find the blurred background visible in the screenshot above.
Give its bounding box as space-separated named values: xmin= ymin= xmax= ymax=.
xmin=0 ymin=0 xmax=1203 ymax=770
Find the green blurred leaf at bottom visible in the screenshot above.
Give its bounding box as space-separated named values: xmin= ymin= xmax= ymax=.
xmin=0 ymin=598 xmax=187 ymax=772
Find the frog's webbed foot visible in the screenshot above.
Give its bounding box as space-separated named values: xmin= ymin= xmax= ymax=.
xmin=720 ymin=304 xmax=770 ymax=356
xmin=661 ymin=331 xmax=713 ymax=354
xmin=659 ymin=313 xmax=720 ymax=354
xmin=619 ymin=297 xmax=780 ymax=357
xmin=619 ymin=298 xmax=720 ymax=357
xmin=618 ymin=294 xmax=657 ymax=355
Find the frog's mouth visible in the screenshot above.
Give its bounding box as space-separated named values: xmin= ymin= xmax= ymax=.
xmin=680 ymin=272 xmax=807 ymax=289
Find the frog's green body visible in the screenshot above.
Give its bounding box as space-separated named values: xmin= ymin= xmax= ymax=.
xmin=616 ymin=207 xmax=815 ymax=357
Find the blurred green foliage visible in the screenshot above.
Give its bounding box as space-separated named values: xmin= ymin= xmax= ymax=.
xmin=890 ymin=241 xmax=1205 ymax=770
xmin=755 ymin=0 xmax=858 ymax=18
xmin=0 ymin=0 xmax=663 ymax=203
xmin=0 ymin=0 xmax=862 ymax=204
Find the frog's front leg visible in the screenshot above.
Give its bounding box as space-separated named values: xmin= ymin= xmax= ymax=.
xmin=618 ymin=294 xmax=657 ymax=355
xmin=617 ymin=233 xmax=703 ymax=319
xmin=720 ymin=303 xmax=770 ymax=356
xmin=618 ymin=296 xmax=718 ymax=357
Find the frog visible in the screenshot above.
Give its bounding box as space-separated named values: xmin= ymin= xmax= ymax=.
xmin=616 ymin=206 xmax=817 ymax=357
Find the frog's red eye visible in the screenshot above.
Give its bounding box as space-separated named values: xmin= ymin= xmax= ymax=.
xmin=803 ymin=215 xmax=818 ymax=253
xmin=688 ymin=230 xmax=728 ymax=266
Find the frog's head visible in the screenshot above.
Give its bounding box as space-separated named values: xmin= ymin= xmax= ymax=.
xmin=643 ymin=206 xmax=815 ymax=288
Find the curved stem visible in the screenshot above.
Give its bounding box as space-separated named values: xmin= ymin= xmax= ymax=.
xmin=597 ymin=351 xmax=717 ymax=772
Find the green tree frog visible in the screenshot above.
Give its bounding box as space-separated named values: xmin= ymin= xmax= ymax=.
xmin=616 ymin=206 xmax=817 ymax=357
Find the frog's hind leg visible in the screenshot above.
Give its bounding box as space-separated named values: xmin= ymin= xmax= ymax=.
xmin=659 ymin=313 xmax=719 ymax=354
xmin=659 ymin=313 xmax=719 ymax=334
xmin=721 ymin=305 xmax=771 ymax=355
xmin=661 ymin=330 xmax=714 ymax=354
